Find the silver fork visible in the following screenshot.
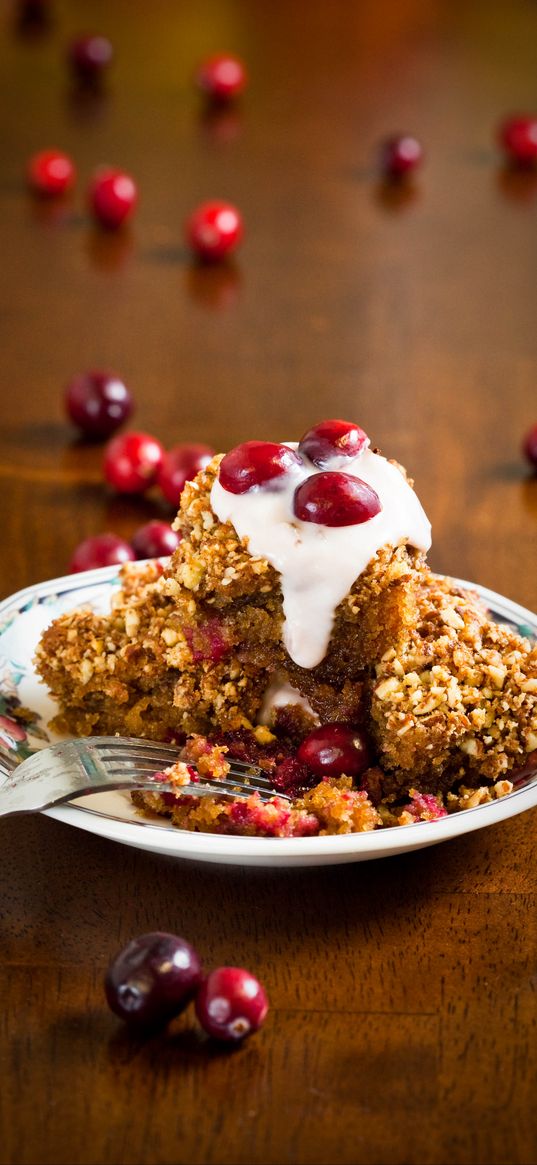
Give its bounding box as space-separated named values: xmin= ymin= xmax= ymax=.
xmin=0 ymin=736 xmax=288 ymax=817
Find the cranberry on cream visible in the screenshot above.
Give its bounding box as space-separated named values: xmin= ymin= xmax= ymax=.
xmin=211 ymin=429 xmax=432 ymax=669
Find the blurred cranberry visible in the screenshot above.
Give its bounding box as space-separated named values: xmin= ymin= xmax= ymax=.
xmin=157 ymin=444 xmax=214 ymax=508
xmin=89 ymin=168 xmax=138 ymax=229
xmin=380 ymin=134 xmax=423 ymax=178
xmin=523 ymin=423 xmax=537 ymax=469
xmin=69 ymin=533 xmax=134 ymax=573
xmin=68 ymin=34 xmax=113 ymax=81
xmin=498 ymin=115 xmax=537 ymax=165
xmin=27 ymin=149 xmax=75 ymax=196
xmin=195 ymin=53 xmax=247 ymax=103
xmin=65 ymin=370 xmax=133 ymax=439
xmin=104 ymin=431 xmax=164 ymax=494
xmin=186 ymin=201 xmax=243 ymax=262
xmin=131 ymin=521 xmax=181 ymax=559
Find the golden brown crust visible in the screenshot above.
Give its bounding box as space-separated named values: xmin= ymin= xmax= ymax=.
xmin=369 ymin=570 xmax=537 ymax=791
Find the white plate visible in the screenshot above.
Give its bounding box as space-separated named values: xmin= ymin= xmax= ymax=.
xmin=1 ymin=565 xmax=536 ymax=867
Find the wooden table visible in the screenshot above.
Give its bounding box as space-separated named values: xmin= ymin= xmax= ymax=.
xmin=1 ymin=2 xmax=536 ymax=1162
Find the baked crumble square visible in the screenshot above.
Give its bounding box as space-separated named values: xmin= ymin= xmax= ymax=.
xmin=34 ymin=422 xmax=537 ymax=836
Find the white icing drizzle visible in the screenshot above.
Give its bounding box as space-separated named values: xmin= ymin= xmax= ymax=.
xmin=210 ymin=444 xmax=431 ymax=669
xmin=258 ymin=676 xmax=320 ymax=726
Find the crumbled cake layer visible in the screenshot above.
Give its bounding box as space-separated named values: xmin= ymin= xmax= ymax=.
xmin=370 ymin=570 xmax=537 ymax=792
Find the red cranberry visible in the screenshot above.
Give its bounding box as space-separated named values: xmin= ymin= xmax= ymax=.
xmin=105 ymin=932 xmax=202 ymax=1030
xmin=297 ymin=723 xmax=371 ymax=778
xmin=65 ymin=370 xmax=133 ymax=439
xmin=219 ymin=441 xmax=302 ymax=494
xmin=27 ymin=149 xmax=75 ymax=197
xmin=186 ymin=201 xmax=243 ymax=262
xmin=498 ymin=116 xmax=537 ymax=165
xmin=293 ymin=472 xmax=381 ymax=526
xmin=380 ymin=134 xmax=423 ymax=178
xmin=69 ymin=533 xmax=134 ymax=573
xmin=157 ymin=444 xmax=215 ymax=508
xmin=299 ymin=420 xmax=369 ymax=467
xmin=69 ymin=34 xmax=113 ymax=81
xmin=195 ymin=966 xmax=268 ymax=1042
xmin=523 ymin=423 xmax=537 ymax=469
xmin=89 ymin=168 xmax=138 ymax=230
xmin=195 ymin=53 xmax=247 ymax=103
xmin=104 ymin=431 xmax=164 ymax=494
xmin=131 ymin=520 xmax=181 ymax=559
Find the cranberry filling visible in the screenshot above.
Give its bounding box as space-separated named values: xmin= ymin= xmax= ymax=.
xmin=293 ymin=471 xmax=381 ymax=526
xmin=297 ymin=723 xmax=371 ymax=778
xmin=183 ymin=619 xmax=229 ymax=664
xmin=219 ymin=440 xmax=302 ymax=494
xmin=272 ymin=756 xmax=312 ymax=795
xmin=299 ymin=419 xmax=368 ymax=467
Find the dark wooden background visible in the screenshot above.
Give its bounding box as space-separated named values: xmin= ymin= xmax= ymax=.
xmin=1 ymin=2 xmax=536 ymax=1163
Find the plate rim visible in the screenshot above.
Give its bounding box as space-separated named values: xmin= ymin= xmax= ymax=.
xmin=1 ymin=565 xmax=536 ymax=862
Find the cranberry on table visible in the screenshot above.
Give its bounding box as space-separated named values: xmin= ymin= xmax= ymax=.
xmin=297 ymin=723 xmax=371 ymax=779
xmin=380 ymin=134 xmax=423 ymax=178
xmin=69 ymin=34 xmax=113 ymax=81
xmin=219 ymin=441 xmax=302 ymax=494
xmin=27 ymin=149 xmax=75 ymax=197
xmin=69 ymin=533 xmax=134 ymax=573
xmin=157 ymin=444 xmax=215 ymax=508
xmin=293 ymin=471 xmax=381 ymax=526
xmin=89 ymin=168 xmax=138 ymax=229
xmin=186 ymin=201 xmax=243 ymax=262
xmin=105 ymin=932 xmax=203 ymax=1030
xmin=498 ymin=115 xmax=537 ymax=165
xmin=104 ymin=431 xmax=164 ymax=494
xmin=299 ymin=420 xmax=369 ymax=467
xmin=65 ymin=370 xmax=133 ymax=439
xmin=195 ymin=966 xmax=268 ymax=1042
xmin=195 ymin=53 xmax=248 ymax=103
xmin=523 ymin=423 xmax=537 ymax=469
xmin=131 ymin=520 xmax=181 ymax=559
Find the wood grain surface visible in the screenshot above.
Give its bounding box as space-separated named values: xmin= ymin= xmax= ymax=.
xmin=0 ymin=2 xmax=536 ymax=1163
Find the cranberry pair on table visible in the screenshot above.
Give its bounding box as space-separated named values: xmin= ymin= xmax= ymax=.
xmin=105 ymin=932 xmax=268 ymax=1043
xmin=27 ymin=151 xmax=138 ymax=229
